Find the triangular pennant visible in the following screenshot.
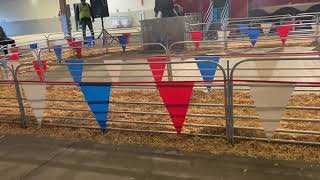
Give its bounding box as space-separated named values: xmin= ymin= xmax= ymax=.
xmin=156 ymin=82 xmax=195 ymax=134
xmin=103 ymin=60 xmax=123 ymax=82
xmin=33 ymin=60 xmax=47 ymax=81
xmin=217 ymin=31 xmax=230 ymax=41
xmin=80 ymin=84 xmax=112 ymax=132
xmin=65 ymin=59 xmax=84 ymax=83
xmin=67 ymin=37 xmax=75 ymax=46
xmin=84 ymin=36 xmax=94 ymax=47
xmin=71 ymin=41 xmax=82 ymax=58
xmin=22 ymin=84 xmax=47 ymax=125
xmin=250 ymin=86 xmax=293 ymax=138
xmin=9 ymin=47 xmax=19 ymax=61
xmin=147 ymin=57 xmax=168 ymax=82
xmin=254 ymin=61 xmax=279 ymax=79
xmin=195 ymin=57 xmax=220 ymax=91
xmin=31 ymin=50 xmax=38 ymax=60
xmin=30 ymin=43 xmax=38 ymax=49
xmin=276 ymin=23 xmax=292 ymax=46
xmin=261 ymin=23 xmax=272 ymax=35
xmin=239 ymin=24 xmax=249 ymax=36
xmin=117 ymin=34 xmax=130 ymax=52
xmin=54 ymin=46 xmax=62 ymax=62
xmin=247 ymin=29 xmax=261 ymax=47
xmin=191 ymin=31 xmax=203 ymax=49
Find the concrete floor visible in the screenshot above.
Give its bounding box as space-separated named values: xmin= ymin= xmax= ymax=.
xmin=0 ymin=134 xmax=320 ymax=180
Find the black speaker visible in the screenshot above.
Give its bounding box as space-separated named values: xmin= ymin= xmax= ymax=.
xmin=90 ymin=0 xmax=109 ymax=18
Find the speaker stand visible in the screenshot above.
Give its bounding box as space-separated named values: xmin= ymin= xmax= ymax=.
xmin=97 ymin=17 xmax=119 ymax=47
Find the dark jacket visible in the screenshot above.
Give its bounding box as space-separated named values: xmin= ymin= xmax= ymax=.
xmin=154 ymin=0 xmax=176 ymax=17
xmin=0 ymin=26 xmax=7 ymax=41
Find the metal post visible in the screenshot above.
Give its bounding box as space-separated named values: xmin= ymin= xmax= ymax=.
xmin=226 ymin=60 xmax=234 ymax=144
xmin=12 ymin=66 xmax=27 ymax=128
xmin=166 ymin=47 xmax=173 ymax=81
xmin=224 ymin=60 xmax=230 ymax=142
xmin=316 ymin=15 xmax=319 ymax=44
xmin=224 ymin=30 xmax=228 ymax=50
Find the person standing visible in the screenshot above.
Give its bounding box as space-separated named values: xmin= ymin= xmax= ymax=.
xmin=76 ymin=0 xmax=95 ymax=39
xmin=0 ymin=26 xmax=15 ymax=55
xmin=154 ymin=0 xmax=177 ymax=18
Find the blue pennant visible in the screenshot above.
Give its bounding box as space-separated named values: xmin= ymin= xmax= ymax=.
xmin=80 ymin=84 xmax=112 ymax=132
xmin=30 ymin=43 xmax=38 ymax=49
xmin=54 ymin=46 xmax=62 ymax=62
xmin=84 ymin=36 xmax=94 ymax=47
xmin=247 ymin=29 xmax=261 ymax=47
xmin=239 ymin=24 xmax=249 ymax=37
xmin=195 ymin=57 xmax=220 ymax=91
xmin=65 ymin=59 xmax=84 ymax=83
xmin=117 ymin=36 xmax=129 ymax=52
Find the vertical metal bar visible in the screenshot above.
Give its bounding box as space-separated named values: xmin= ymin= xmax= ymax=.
xmin=224 ymin=60 xmax=230 ymax=142
xmin=316 ymin=15 xmax=319 ymax=44
xmin=166 ymin=47 xmax=173 ymax=81
xmin=224 ymin=30 xmax=228 ymax=50
xmin=12 ymin=66 xmax=27 ymax=128
xmin=227 ymin=60 xmax=235 ymax=144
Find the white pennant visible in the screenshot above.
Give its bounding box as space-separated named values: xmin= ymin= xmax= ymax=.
xmin=31 ymin=50 xmax=38 ymax=60
xmin=104 ymin=60 xmax=123 ymax=82
xmin=261 ymin=23 xmax=272 ymax=35
xmin=254 ymin=60 xmax=279 ymax=80
xmin=217 ymin=30 xmax=230 ymax=41
xmin=22 ymin=84 xmax=47 ymax=126
xmin=250 ymin=86 xmax=293 ymax=138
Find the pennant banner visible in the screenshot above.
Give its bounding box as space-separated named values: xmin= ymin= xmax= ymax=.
xmin=250 ymin=86 xmax=293 ymax=138
xmin=217 ymin=31 xmax=230 ymax=41
xmin=117 ymin=33 xmax=130 ymax=52
xmin=67 ymin=37 xmax=76 ymax=46
xmin=276 ymin=23 xmax=293 ymax=46
xmin=54 ymin=46 xmax=62 ymax=62
xmin=84 ymin=36 xmax=94 ymax=47
xmin=239 ymin=24 xmax=249 ymax=36
xmin=156 ymin=82 xmax=195 ymax=134
xmin=191 ymin=31 xmax=203 ymax=49
xmin=9 ymin=47 xmax=19 ymax=61
xmin=33 ymin=60 xmax=47 ymax=81
xmin=30 ymin=43 xmax=38 ymax=49
xmin=71 ymin=41 xmax=83 ymax=58
xmin=22 ymin=84 xmax=47 ymax=125
xmin=147 ymin=57 xmax=168 ymax=82
xmin=65 ymin=59 xmax=84 ymax=83
xmin=261 ymin=23 xmax=272 ymax=35
xmin=247 ymin=28 xmax=261 ymax=47
xmin=254 ymin=61 xmax=279 ymax=79
xmin=80 ymin=84 xmax=112 ymax=132
xmin=195 ymin=57 xmax=220 ymax=91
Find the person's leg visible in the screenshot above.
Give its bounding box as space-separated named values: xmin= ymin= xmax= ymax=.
xmin=87 ymin=19 xmax=94 ymax=38
xmin=81 ymin=19 xmax=87 ymax=38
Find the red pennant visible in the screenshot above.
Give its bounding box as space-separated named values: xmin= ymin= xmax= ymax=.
xmin=67 ymin=37 xmax=75 ymax=46
xmin=147 ymin=57 xmax=168 ymax=82
xmin=71 ymin=41 xmax=82 ymax=58
xmin=156 ymin=82 xmax=195 ymax=134
xmin=9 ymin=47 xmax=19 ymax=61
xmin=191 ymin=31 xmax=203 ymax=49
xmin=276 ymin=22 xmax=293 ymax=46
xmin=33 ymin=60 xmax=47 ymax=81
